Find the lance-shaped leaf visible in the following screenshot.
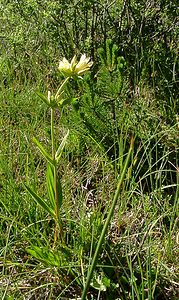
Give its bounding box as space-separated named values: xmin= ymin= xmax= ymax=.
xmin=33 ymin=137 xmax=55 ymax=166
xmin=46 ymin=164 xmax=63 ymax=210
xmin=26 ymin=245 xmax=73 ymax=267
xmin=26 ymin=246 xmax=60 ymax=267
xmin=24 ymin=184 xmax=55 ymax=218
xmin=37 ymin=91 xmax=59 ymax=109
xmin=55 ymin=130 xmax=69 ymax=163
xmin=46 ymin=163 xmax=55 ymax=209
xmin=57 ymin=175 xmax=63 ymax=209
xmin=36 ymin=91 xmax=50 ymax=107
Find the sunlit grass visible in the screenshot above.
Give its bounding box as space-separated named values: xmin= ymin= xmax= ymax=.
xmin=0 ymin=14 xmax=178 ymax=299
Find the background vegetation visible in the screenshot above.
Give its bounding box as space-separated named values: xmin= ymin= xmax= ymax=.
xmin=0 ymin=0 xmax=178 ymax=299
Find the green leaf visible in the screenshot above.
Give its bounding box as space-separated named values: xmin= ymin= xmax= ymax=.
xmin=55 ymin=130 xmax=69 ymax=162
xmin=24 ymin=184 xmax=55 ymax=217
xmin=46 ymin=164 xmax=63 ymax=209
xmin=46 ymin=163 xmax=55 ymax=209
xmin=57 ymin=175 xmax=63 ymax=209
xmin=26 ymin=245 xmax=72 ymax=267
xmin=36 ymin=91 xmax=50 ymax=107
xmin=26 ymin=246 xmax=60 ymax=267
xmin=90 ymin=274 xmax=110 ymax=291
xmin=37 ymin=91 xmax=59 ymax=109
xmin=33 ymin=137 xmax=55 ymax=166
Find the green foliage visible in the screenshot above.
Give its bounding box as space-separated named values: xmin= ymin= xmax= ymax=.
xmin=62 ymin=39 xmax=128 ymax=171
xmin=55 ymin=130 xmax=69 ymax=162
xmin=32 ymin=136 xmax=56 ymax=166
xmin=46 ymin=163 xmax=63 ymax=210
xmin=0 ymin=0 xmax=178 ymax=299
xmin=26 ymin=245 xmax=73 ymax=268
xmin=24 ymin=184 xmax=56 ymax=218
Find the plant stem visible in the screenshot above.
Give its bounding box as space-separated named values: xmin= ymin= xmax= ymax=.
xmin=51 ymin=77 xmax=70 ymax=244
xmin=55 ymin=76 xmax=70 ymax=99
xmin=81 ymin=136 xmax=134 ymax=300
xmin=51 ymin=108 xmax=64 ymax=243
xmin=51 ymin=108 xmax=55 ymax=159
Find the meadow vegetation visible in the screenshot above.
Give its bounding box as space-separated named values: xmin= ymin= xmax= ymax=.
xmin=0 ymin=0 xmax=178 ymax=299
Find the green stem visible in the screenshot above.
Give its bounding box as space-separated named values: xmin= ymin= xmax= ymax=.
xmin=55 ymin=77 xmax=70 ymax=99
xmin=51 ymin=108 xmax=63 ymax=243
xmin=51 ymin=77 xmax=70 ymax=243
xmin=81 ymin=137 xmax=134 ymax=300
xmin=51 ymin=108 xmax=55 ymax=159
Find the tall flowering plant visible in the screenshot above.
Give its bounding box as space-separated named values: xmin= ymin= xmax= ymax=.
xmin=25 ymin=54 xmax=93 ymax=243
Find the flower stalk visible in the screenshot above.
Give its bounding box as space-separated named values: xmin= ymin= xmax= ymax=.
xmin=25 ymin=54 xmax=93 ymax=246
xmin=51 ymin=107 xmax=64 ymax=243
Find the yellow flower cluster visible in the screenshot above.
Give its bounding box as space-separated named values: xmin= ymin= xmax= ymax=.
xmin=58 ymin=54 xmax=93 ymax=77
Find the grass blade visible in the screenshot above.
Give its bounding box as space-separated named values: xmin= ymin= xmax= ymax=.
xmin=81 ymin=136 xmax=134 ymax=300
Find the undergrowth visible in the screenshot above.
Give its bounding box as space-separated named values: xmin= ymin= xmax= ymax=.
xmin=0 ymin=1 xmax=178 ymax=299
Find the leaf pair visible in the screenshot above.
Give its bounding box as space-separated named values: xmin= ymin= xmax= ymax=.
xmin=25 ymin=164 xmax=63 ymax=218
xmin=26 ymin=245 xmax=72 ymax=267
xmin=25 ymin=131 xmax=69 ymax=216
xmin=46 ymin=163 xmax=63 ymax=210
xmin=36 ymin=91 xmax=63 ymax=109
xmin=24 ymin=184 xmax=55 ymax=218
xmin=33 ymin=130 xmax=69 ymax=165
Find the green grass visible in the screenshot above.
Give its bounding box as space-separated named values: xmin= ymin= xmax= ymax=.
xmin=0 ymin=1 xmax=178 ymax=298
xmin=0 ymin=82 xmax=178 ymax=299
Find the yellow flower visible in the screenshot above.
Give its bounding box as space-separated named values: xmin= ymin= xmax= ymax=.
xmin=58 ymin=54 xmax=93 ymax=77
xmin=75 ymin=54 xmax=93 ymax=75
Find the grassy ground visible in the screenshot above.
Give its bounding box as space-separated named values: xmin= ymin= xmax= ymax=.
xmin=0 ymin=74 xmax=178 ymax=299
xmin=0 ymin=1 xmax=178 ymax=299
